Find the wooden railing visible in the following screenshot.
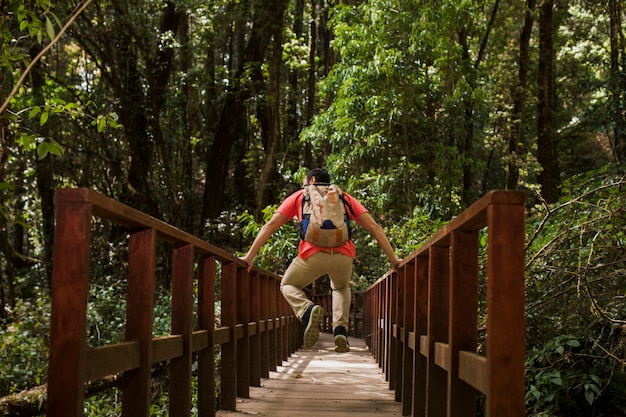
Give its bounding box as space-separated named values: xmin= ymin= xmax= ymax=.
xmin=46 ymin=188 xmax=300 ymax=417
xmin=47 ymin=188 xmax=526 ymax=417
xmin=363 ymin=190 xmax=526 ymax=417
xmin=312 ymin=290 xmax=365 ymax=338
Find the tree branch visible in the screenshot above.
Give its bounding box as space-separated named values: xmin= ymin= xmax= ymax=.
xmin=0 ymin=0 xmax=94 ymax=115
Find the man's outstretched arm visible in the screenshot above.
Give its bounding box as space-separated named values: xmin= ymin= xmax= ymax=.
xmin=356 ymin=212 xmax=402 ymax=270
xmin=240 ymin=212 xmax=289 ymax=271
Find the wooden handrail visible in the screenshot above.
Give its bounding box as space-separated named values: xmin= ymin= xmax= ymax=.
xmin=46 ymin=188 xmax=299 ymax=417
xmin=363 ymin=190 xmax=526 ymax=417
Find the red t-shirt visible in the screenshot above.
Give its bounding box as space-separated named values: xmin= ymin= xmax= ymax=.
xmin=276 ymin=189 xmax=368 ymax=260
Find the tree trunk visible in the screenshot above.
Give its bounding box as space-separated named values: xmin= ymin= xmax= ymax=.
xmin=609 ymin=0 xmax=626 ymax=164
xmin=256 ymin=19 xmax=284 ymax=218
xmin=29 ymin=45 xmax=55 ymax=289
xmin=537 ymin=0 xmax=560 ymax=203
xmin=201 ymin=0 xmax=289 ymax=223
xmin=507 ymin=0 xmax=535 ymax=190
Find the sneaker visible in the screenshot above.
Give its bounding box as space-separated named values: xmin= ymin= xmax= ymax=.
xmin=302 ymin=304 xmax=324 ymax=348
xmin=333 ymin=326 xmax=350 ymax=353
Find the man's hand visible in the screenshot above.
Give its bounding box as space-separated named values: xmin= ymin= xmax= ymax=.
xmin=390 ymin=256 xmax=402 ymax=272
xmin=240 ymin=255 xmax=253 ymax=272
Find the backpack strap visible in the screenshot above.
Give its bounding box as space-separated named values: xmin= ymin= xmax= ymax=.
xmin=339 ymin=194 xmax=356 ymax=218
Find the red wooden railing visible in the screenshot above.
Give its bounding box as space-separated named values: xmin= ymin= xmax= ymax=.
xmin=363 ymin=190 xmax=526 ymax=417
xmin=46 ymin=188 xmax=300 ymax=417
xmin=47 ymin=188 xmax=525 ymax=417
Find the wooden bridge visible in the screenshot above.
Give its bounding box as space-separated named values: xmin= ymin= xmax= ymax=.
xmin=46 ymin=188 xmax=525 ymax=416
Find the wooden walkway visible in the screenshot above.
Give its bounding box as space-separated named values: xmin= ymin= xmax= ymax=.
xmin=216 ymin=333 xmax=402 ymax=417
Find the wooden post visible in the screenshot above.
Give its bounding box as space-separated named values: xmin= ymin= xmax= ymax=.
xmin=198 ymin=255 xmax=216 ymax=417
xmin=394 ymin=269 xmax=404 ymax=403
xmin=401 ymin=262 xmax=415 ymax=416
xmin=122 ymin=228 xmax=157 ymax=417
xmin=426 ymin=246 xmax=449 ymax=417
xmin=486 ymin=203 xmax=526 ymax=417
xmin=268 ymin=277 xmax=278 ymax=371
xmin=236 ymin=266 xmax=250 ymax=398
xmin=448 ymin=231 xmax=479 ymax=417
xmin=260 ymin=274 xmax=270 ymax=378
xmin=413 ymin=255 xmax=429 ymax=417
xmin=170 ymin=244 xmax=194 ymax=417
xmin=47 ymin=198 xmax=92 ymax=417
xmin=249 ymin=270 xmax=262 ymax=387
xmin=220 ymin=262 xmax=237 ymax=410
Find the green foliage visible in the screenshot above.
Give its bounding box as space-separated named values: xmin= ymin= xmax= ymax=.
xmin=525 ymin=165 xmax=626 ymax=416
xmin=0 ymin=297 xmax=49 ymax=397
xmin=238 ymin=205 xmax=300 ymax=274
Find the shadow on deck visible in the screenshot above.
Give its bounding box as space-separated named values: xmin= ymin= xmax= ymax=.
xmin=217 ymin=333 xmax=402 ymax=417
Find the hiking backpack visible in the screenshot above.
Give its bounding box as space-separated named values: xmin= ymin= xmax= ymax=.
xmin=300 ymin=184 xmax=354 ymax=247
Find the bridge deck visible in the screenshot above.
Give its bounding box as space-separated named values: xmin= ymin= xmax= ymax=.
xmin=216 ymin=333 xmax=402 ymax=417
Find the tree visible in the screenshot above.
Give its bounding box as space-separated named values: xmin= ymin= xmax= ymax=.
xmin=200 ymin=0 xmax=290 ymax=224
xmin=609 ymin=0 xmax=626 ymax=164
xmin=537 ymin=0 xmax=560 ymax=203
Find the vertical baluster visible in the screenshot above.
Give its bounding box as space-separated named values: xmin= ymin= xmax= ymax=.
xmin=198 ymin=255 xmax=216 ymax=416
xmin=268 ymin=277 xmax=278 ymax=371
xmin=47 ymin=196 xmax=92 ymax=417
xmin=486 ymin=203 xmax=526 ymax=417
xmin=123 ymin=228 xmax=156 ymax=417
xmin=388 ymin=273 xmax=398 ymax=391
xmin=170 ymin=244 xmax=194 ymax=417
xmin=401 ymin=262 xmax=415 ymax=416
xmin=394 ymin=269 xmax=405 ymax=403
xmin=249 ymin=270 xmax=262 ymax=387
xmin=448 ymin=231 xmax=479 ymax=417
xmin=220 ymin=261 xmax=237 ymax=410
xmin=413 ymin=255 xmax=429 ymax=417
xmin=236 ymin=267 xmax=250 ymax=398
xmin=426 ymin=246 xmax=449 ymax=417
xmin=260 ymin=274 xmax=270 ymax=377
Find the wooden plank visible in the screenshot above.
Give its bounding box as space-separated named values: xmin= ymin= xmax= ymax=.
xmin=122 ymin=228 xmax=156 ymax=417
xmin=221 ymin=262 xmax=238 ymax=411
xmin=401 ymin=263 xmax=415 ymax=415
xmin=434 ymin=342 xmax=450 ymax=371
xmin=249 ymin=271 xmax=262 ymax=387
xmin=486 ymin=203 xmax=526 ymax=417
xmin=426 ymin=246 xmax=449 ymax=417
xmin=85 ymin=342 xmax=140 ymax=381
xmin=47 ymin=198 xmax=92 ymax=417
xmin=215 ymin=327 xmax=230 ymax=345
xmin=216 ymin=334 xmax=402 ymax=417
xmin=448 ymin=230 xmax=479 ymax=416
xmin=197 ymin=255 xmax=216 ymax=417
xmin=236 ymin=267 xmax=250 ymax=398
xmin=260 ymin=275 xmax=270 ymax=378
xmin=413 ymin=255 xmax=429 ymax=417
xmin=152 ymin=335 xmax=183 ymax=363
xmin=459 ymin=351 xmax=488 ymax=393
xmin=170 ymin=244 xmax=194 ymax=417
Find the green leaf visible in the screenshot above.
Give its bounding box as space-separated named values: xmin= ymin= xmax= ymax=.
xmin=39 ymin=111 xmax=49 ymax=126
xmin=97 ymin=116 xmax=106 ymax=132
xmin=45 ymin=16 xmax=55 ymax=41
xmin=37 ymin=142 xmax=49 ymax=160
xmin=566 ymin=339 xmax=580 ymax=347
xmin=29 ymin=106 xmax=41 ymax=119
xmin=584 ymin=389 xmax=595 ymax=405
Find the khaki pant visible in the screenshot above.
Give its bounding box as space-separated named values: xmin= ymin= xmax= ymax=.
xmin=281 ymin=251 xmax=353 ymax=331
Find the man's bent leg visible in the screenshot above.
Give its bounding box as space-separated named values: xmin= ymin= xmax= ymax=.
xmin=327 ymin=254 xmax=354 ymax=331
xmin=280 ymin=255 xmax=325 ymax=320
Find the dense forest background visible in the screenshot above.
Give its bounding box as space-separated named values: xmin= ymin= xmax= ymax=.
xmin=0 ymin=0 xmax=625 ymax=415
